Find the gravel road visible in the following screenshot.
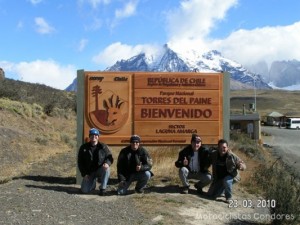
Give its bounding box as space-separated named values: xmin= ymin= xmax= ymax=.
xmin=0 ymin=152 xmax=150 ymax=225
xmin=0 ymin=179 xmax=149 ymax=225
xmin=261 ymin=126 xmax=300 ymax=177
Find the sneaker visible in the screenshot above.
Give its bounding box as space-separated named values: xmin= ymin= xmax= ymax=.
xmin=117 ymin=189 xmax=127 ymax=195
xmin=99 ymin=189 xmax=106 ymax=196
xmin=225 ymin=198 xmax=232 ymax=204
xmin=181 ymin=186 xmax=189 ymax=194
xmin=135 ymin=188 xmax=144 ymax=194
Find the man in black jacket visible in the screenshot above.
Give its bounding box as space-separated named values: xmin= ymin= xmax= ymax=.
xmin=78 ymin=128 xmax=113 ymax=196
xmin=117 ymin=135 xmax=153 ymax=195
xmin=175 ymin=134 xmax=212 ymax=194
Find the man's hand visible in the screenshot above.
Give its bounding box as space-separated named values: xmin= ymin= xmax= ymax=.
xmin=136 ymin=164 xmax=141 ymax=171
xmin=83 ymin=175 xmax=90 ymax=181
xmin=237 ymin=160 xmax=246 ymax=170
xmin=102 ymin=163 xmax=109 ymax=170
xmin=183 ymin=157 xmax=188 ymax=166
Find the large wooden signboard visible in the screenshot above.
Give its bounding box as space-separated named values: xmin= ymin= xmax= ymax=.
xmin=79 ymin=71 xmax=228 ymax=145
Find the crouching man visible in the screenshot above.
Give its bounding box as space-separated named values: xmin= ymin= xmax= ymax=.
xmin=175 ymin=134 xmax=212 ymax=194
xmin=117 ymin=135 xmax=153 ymax=195
xmin=207 ymin=139 xmax=246 ymax=203
xmin=77 ymin=128 xmax=113 ymax=196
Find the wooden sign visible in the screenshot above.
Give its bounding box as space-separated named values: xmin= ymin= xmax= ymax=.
xmin=81 ymin=71 xmax=225 ymax=145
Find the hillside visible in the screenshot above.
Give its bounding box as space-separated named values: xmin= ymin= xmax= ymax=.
xmin=230 ymin=89 xmax=300 ymax=118
xmin=0 ymin=78 xmax=76 ymax=114
xmin=0 ymin=78 xmax=77 ymax=182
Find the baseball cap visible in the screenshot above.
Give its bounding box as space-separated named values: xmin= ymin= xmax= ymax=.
xmin=89 ymin=128 xmax=100 ymax=136
xmin=130 ymin=135 xmax=141 ymax=143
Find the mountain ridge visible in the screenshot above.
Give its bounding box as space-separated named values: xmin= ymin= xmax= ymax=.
xmin=66 ymin=45 xmax=271 ymax=91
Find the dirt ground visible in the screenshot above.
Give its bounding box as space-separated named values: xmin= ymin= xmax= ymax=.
xmin=0 ymin=150 xmax=271 ymax=225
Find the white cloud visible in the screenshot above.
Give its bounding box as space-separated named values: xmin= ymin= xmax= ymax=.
xmin=166 ymin=0 xmax=238 ymax=53
xmin=34 ymin=17 xmax=55 ymax=34
xmin=163 ymin=0 xmax=300 ymax=70
xmin=78 ymin=0 xmax=111 ymax=9
xmin=78 ymin=39 xmax=89 ymax=52
xmin=92 ymin=42 xmax=160 ymax=67
xmin=212 ymin=22 xmax=300 ymax=67
xmin=115 ymin=0 xmax=138 ymax=19
xmin=0 ymin=60 xmax=76 ymax=90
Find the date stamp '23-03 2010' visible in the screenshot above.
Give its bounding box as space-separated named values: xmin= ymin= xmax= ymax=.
xmin=228 ymin=199 xmax=276 ymax=208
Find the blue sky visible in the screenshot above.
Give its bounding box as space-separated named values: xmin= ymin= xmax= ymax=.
xmin=0 ymin=0 xmax=300 ymax=89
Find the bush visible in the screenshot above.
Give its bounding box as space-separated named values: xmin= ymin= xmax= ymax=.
xmin=253 ymin=160 xmax=300 ymax=225
xmin=0 ymin=98 xmax=44 ymax=118
xmin=230 ymin=132 xmax=263 ymax=159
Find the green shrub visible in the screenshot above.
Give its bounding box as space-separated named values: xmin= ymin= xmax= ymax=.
xmin=230 ymin=132 xmax=263 ymax=159
xmin=254 ymin=160 xmax=300 ymax=225
xmin=35 ymin=136 xmax=48 ymax=145
xmin=0 ymin=98 xmax=44 ymax=118
xmin=60 ymin=133 xmax=76 ymax=148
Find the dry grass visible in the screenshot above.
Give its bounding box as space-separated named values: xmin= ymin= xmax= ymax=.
xmin=0 ymin=105 xmax=76 ymax=182
xmin=109 ymin=146 xmax=182 ymax=185
xmin=230 ymin=89 xmax=300 ymax=117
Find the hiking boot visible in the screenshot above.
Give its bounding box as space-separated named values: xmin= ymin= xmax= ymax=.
xmin=99 ymin=189 xmax=106 ymax=196
xmin=181 ymin=186 xmax=189 ymax=194
xmin=135 ymin=188 xmax=144 ymax=194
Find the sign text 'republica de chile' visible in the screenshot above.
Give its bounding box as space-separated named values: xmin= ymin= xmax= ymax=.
xmin=83 ymin=72 xmax=224 ymax=145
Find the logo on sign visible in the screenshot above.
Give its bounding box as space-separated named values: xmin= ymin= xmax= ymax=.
xmin=87 ymin=84 xmax=129 ymax=134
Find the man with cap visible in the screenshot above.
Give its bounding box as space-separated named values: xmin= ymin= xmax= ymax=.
xmin=117 ymin=135 xmax=153 ymax=195
xmin=77 ymin=128 xmax=113 ymax=196
xmin=175 ymin=133 xmax=212 ymax=194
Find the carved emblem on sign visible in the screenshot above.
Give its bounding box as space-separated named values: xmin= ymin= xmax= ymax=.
xmin=86 ymin=75 xmax=130 ymax=134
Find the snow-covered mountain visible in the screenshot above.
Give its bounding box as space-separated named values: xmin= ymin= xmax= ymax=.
xmin=269 ymin=60 xmax=300 ymax=88
xmin=245 ymin=59 xmax=300 ymax=90
xmin=66 ymin=45 xmax=271 ymax=91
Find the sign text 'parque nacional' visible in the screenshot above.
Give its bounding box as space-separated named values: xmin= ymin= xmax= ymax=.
xmin=80 ymin=71 xmax=226 ymax=145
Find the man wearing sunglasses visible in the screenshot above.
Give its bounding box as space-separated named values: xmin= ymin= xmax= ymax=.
xmin=175 ymin=133 xmax=212 ymax=194
xmin=117 ymin=135 xmax=153 ymax=195
xmin=78 ymin=128 xmax=113 ymax=196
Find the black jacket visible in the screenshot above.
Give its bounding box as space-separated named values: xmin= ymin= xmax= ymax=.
xmin=117 ymin=146 xmax=153 ymax=182
xmin=175 ymin=145 xmax=211 ymax=173
xmin=77 ymin=142 xmax=113 ymax=177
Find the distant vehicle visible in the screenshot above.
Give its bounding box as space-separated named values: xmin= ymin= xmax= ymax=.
xmin=286 ymin=118 xmax=300 ymax=129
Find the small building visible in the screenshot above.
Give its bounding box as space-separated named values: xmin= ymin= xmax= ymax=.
xmin=266 ymin=111 xmax=284 ymax=126
xmin=230 ymin=113 xmax=260 ymax=140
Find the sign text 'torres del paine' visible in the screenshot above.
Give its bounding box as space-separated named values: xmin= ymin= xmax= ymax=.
xmin=83 ymin=72 xmax=224 ymax=145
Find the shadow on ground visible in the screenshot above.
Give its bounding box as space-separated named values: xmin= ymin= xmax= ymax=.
xmin=14 ymin=175 xmax=76 ymax=184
